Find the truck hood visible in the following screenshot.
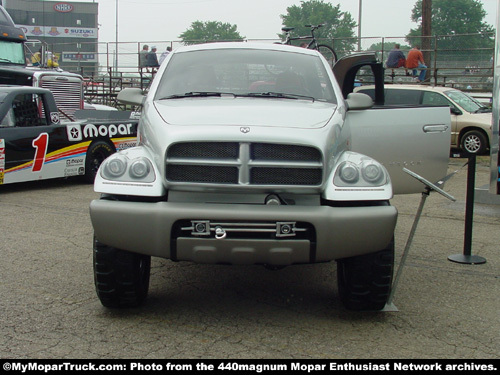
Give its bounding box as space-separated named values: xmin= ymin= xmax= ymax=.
xmin=153 ymin=97 xmax=337 ymax=129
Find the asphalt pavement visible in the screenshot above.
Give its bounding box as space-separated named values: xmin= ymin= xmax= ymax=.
xmin=0 ymin=158 xmax=498 ymax=359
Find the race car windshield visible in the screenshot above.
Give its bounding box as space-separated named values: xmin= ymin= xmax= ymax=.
xmin=155 ymin=48 xmax=337 ymax=104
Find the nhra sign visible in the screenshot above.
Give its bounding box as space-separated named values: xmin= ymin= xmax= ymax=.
xmin=62 ymin=52 xmax=97 ymax=63
xmin=54 ymin=3 xmax=74 ymax=13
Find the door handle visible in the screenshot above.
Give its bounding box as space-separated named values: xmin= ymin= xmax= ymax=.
xmin=423 ymin=124 xmax=449 ymax=133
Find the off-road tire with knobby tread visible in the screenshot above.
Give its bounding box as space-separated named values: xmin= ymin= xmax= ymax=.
xmin=337 ymin=238 xmax=394 ymax=311
xmin=93 ymin=237 xmax=151 ymax=308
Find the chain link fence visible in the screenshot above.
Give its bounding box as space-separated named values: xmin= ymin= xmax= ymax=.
xmin=40 ymin=33 xmax=493 ymax=106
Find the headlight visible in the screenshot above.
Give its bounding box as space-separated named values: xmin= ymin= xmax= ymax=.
xmin=102 ymin=155 xmax=127 ymax=178
xmin=129 ymin=158 xmax=151 ymax=179
xmin=334 ymin=159 xmax=387 ymax=187
xmin=362 ymin=162 xmax=383 ymax=184
xmin=100 ymin=155 xmax=155 ymax=183
xmin=339 ymin=162 xmax=359 ymax=183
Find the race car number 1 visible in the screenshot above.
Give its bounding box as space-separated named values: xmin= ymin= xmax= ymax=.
xmin=32 ymin=133 xmax=49 ymax=172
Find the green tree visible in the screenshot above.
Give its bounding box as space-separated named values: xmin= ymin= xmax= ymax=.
xmin=179 ymin=21 xmax=244 ymax=45
xmin=407 ymin=0 xmax=494 ymax=50
xmin=280 ymin=0 xmax=357 ymax=55
xmin=367 ymin=41 xmax=411 ymax=53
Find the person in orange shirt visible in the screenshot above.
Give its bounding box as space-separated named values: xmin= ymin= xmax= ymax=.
xmin=406 ymin=45 xmax=427 ymax=82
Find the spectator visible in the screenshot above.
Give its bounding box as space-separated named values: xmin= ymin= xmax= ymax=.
xmin=159 ymin=46 xmax=172 ymax=65
xmin=146 ymin=45 xmax=160 ymax=72
xmin=386 ymin=44 xmax=406 ymax=69
xmin=31 ymin=48 xmax=59 ymax=68
xmin=31 ymin=48 xmax=42 ymax=66
xmin=406 ymin=45 xmax=427 ymax=83
xmin=139 ymin=44 xmax=149 ymax=70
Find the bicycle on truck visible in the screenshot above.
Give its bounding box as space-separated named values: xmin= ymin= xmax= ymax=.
xmin=281 ymin=24 xmax=337 ymax=68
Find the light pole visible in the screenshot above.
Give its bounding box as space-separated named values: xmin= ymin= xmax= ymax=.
xmin=115 ymin=0 xmax=118 ymax=73
xmin=358 ymin=0 xmax=362 ymax=51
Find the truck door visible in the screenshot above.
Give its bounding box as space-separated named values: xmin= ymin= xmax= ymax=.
xmin=334 ymin=53 xmax=451 ymax=194
xmin=344 ymin=106 xmax=451 ymax=194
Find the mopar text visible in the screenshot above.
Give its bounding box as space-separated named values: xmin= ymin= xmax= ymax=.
xmin=83 ymin=123 xmax=134 ymax=138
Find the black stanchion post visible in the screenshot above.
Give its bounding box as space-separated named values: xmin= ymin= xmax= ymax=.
xmin=448 ymin=153 xmax=486 ymax=264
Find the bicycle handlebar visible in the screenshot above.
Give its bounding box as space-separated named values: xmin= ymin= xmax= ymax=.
xmin=304 ymin=24 xmax=325 ymax=30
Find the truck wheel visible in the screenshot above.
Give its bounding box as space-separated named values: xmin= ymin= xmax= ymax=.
xmin=461 ymin=130 xmax=487 ymax=155
xmin=84 ymin=141 xmax=114 ymax=183
xmin=337 ymin=238 xmax=394 ymax=311
xmin=93 ymin=237 xmax=151 ymax=308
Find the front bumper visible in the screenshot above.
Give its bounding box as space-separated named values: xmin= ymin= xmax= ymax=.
xmin=90 ymin=200 xmax=397 ymax=265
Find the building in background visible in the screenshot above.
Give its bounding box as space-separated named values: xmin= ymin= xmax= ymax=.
xmin=3 ymin=0 xmax=98 ymax=76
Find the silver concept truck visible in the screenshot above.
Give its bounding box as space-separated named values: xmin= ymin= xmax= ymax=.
xmin=90 ymin=43 xmax=451 ymax=311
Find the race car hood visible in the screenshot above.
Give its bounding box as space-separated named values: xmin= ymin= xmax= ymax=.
xmin=153 ymin=97 xmax=337 ymax=129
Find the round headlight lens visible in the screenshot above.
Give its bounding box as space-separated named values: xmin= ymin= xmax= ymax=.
xmin=362 ymin=162 xmax=383 ymax=183
xmin=129 ymin=158 xmax=151 ymax=179
xmin=104 ymin=155 xmax=127 ymax=178
xmin=339 ymin=162 xmax=359 ymax=183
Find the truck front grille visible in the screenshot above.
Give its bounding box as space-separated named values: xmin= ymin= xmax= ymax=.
xmin=40 ymin=76 xmax=82 ymax=121
xmin=166 ymin=142 xmax=323 ymax=186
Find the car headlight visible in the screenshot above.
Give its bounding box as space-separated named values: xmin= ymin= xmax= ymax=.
xmin=362 ymin=161 xmax=384 ymax=184
xmin=129 ymin=158 xmax=151 ymax=179
xmin=339 ymin=162 xmax=359 ymax=183
xmin=102 ymin=155 xmax=127 ymax=179
xmin=101 ymin=155 xmax=155 ymax=182
xmin=334 ymin=159 xmax=387 ymax=187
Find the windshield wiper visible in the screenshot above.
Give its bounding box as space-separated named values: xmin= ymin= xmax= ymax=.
xmin=243 ymin=92 xmax=315 ymax=102
xmin=474 ymin=106 xmax=492 ymax=113
xmin=160 ymin=92 xmax=235 ymax=100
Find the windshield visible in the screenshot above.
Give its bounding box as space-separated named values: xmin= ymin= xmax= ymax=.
xmin=0 ymin=40 xmax=25 ymax=65
xmin=445 ymin=90 xmax=490 ymax=113
xmin=155 ymin=48 xmax=337 ymax=104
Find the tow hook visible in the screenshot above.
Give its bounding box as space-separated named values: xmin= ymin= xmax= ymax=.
xmin=215 ymin=226 xmax=227 ymax=240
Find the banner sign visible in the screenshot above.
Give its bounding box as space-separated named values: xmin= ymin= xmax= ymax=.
xmin=62 ymin=52 xmax=98 ymax=62
xmin=18 ymin=25 xmax=97 ymax=39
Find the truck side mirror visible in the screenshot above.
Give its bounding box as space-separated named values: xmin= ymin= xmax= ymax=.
xmin=346 ymin=92 xmax=373 ymax=111
xmin=117 ymin=88 xmax=145 ymax=106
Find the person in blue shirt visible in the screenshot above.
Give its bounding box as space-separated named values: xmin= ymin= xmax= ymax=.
xmin=386 ymin=44 xmax=406 ymax=69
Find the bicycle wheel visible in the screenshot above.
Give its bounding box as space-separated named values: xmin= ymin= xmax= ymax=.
xmin=317 ymin=44 xmax=337 ymax=68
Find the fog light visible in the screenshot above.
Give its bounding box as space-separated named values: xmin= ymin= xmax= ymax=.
xmin=195 ymin=222 xmax=207 ymax=233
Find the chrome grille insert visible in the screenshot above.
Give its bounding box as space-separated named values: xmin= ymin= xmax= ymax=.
xmin=40 ymin=76 xmax=83 ymax=120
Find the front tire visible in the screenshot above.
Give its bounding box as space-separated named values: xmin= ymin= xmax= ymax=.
xmin=93 ymin=237 xmax=151 ymax=308
xmin=337 ymin=238 xmax=394 ymax=311
xmin=84 ymin=141 xmax=114 ymax=183
xmin=460 ymin=130 xmax=488 ymax=155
